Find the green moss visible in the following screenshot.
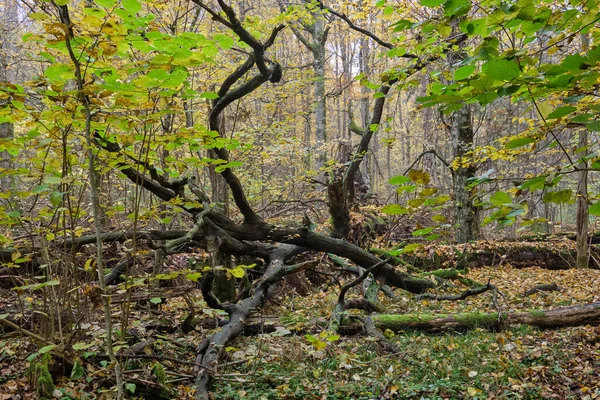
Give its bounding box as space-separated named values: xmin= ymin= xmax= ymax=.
xmin=529 ymin=310 xmax=546 ymax=318
xmin=373 ymin=313 xmax=444 ymax=325
xmin=419 ymin=269 xmax=460 ymax=279
xmin=151 ymin=362 xmax=167 ymax=385
xmin=27 ymin=354 xmax=55 ymax=399
xmin=453 ymin=312 xmax=500 ymax=325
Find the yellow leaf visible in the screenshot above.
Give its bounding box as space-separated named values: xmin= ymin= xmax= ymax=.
xmin=407 ymin=169 xmax=431 ymax=185
xmin=467 ymin=387 xmax=481 ymax=396
xmin=229 ymin=267 xmax=245 ymax=279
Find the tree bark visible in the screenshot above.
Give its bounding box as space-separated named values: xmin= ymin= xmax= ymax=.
xmin=576 ymin=129 xmax=589 ymax=268
xmin=451 ymin=103 xmax=479 ymax=243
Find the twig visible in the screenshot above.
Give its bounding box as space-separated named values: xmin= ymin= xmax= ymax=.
xmin=95 ymin=353 xmax=206 ymax=368
xmin=338 ymin=260 xmax=385 ymax=307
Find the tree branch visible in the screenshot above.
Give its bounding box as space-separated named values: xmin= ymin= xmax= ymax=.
xmin=403 ymin=149 xmax=451 ymax=175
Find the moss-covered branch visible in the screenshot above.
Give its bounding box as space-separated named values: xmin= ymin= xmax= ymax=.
xmin=342 ymin=302 xmax=600 ymax=332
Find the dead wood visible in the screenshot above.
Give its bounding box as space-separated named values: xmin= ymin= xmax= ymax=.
xmin=522 ymin=283 xmax=563 ymax=296
xmin=348 ymin=302 xmax=600 ymax=333
xmin=193 ymin=243 xmax=316 ymax=400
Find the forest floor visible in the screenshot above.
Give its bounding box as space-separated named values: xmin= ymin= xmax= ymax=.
xmin=1 ymin=259 xmax=599 ymax=399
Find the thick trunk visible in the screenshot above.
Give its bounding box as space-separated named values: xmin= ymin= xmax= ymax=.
xmin=327 ymin=178 xmax=351 ymax=239
xmin=451 ymin=104 xmax=479 ymax=243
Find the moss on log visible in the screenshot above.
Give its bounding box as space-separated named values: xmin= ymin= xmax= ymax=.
xmin=357 ymin=302 xmax=600 ymax=332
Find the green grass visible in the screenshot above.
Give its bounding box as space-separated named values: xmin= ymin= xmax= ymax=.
xmin=212 ymin=327 xmax=551 ymax=399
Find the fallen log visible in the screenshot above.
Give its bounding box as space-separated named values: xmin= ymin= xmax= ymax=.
xmin=183 ymin=302 xmax=600 ymax=337
xmin=355 ymin=302 xmax=600 ymax=332
xmin=397 ymin=240 xmax=600 ymax=270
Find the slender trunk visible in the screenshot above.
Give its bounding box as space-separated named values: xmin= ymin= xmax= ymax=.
xmin=577 ymin=33 xmax=590 ymax=268
xmin=0 ymin=2 xmax=16 ymax=195
xmin=57 ymin=4 xmax=124 ymax=396
xmin=451 ymin=104 xmax=479 ymax=243
xmin=576 ymin=129 xmax=589 ymax=268
xmin=313 ymin=12 xmax=327 ymax=178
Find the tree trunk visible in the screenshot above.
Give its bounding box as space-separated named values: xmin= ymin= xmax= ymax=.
xmin=576 ymin=129 xmax=589 ymax=268
xmin=327 ymin=178 xmax=351 ymax=239
xmin=0 ymin=1 xmax=16 ymax=194
xmin=312 ymin=12 xmax=327 ymax=177
xmin=451 ymin=104 xmax=479 ymax=243
xmin=208 ymin=114 xmax=235 ymax=302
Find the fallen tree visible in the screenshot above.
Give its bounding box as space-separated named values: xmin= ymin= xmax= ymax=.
xmin=348 ymin=301 xmax=600 ymax=333
xmin=186 ymin=301 xmax=600 ymax=335
xmin=377 ymin=240 xmax=600 ymax=270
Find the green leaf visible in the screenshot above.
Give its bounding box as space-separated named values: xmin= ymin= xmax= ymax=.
xmin=94 ymin=0 xmax=116 ymax=7
xmin=420 ymin=0 xmax=445 ymax=7
xmin=54 ymin=0 xmax=69 ymax=5
xmin=185 ymin=272 xmax=202 ymax=282
xmin=398 ymin=243 xmax=422 ymax=254
xmin=44 ymin=64 xmax=73 ymax=81
xmin=32 ymin=184 xmax=49 ymax=194
xmin=547 ymin=106 xmax=577 ymax=119
xmin=587 ymin=121 xmax=600 ymax=131
xmin=412 ymin=227 xmax=434 ymax=236
xmin=505 ymin=137 xmax=534 ymax=149
xmin=443 ymin=0 xmax=471 ymax=17
xmin=490 ymin=191 xmax=511 ymax=207
xmin=200 ymin=92 xmax=219 ymax=99
xmin=149 ymin=297 xmax=162 ymax=304
xmin=121 ymin=0 xmax=141 ymax=14
xmin=70 ymin=361 xmax=85 ymax=380
xmin=388 ymin=175 xmax=411 ymax=185
xmin=482 ymin=59 xmax=520 ymax=81
xmin=454 ymin=65 xmax=476 ymax=80
xmin=215 ymin=161 xmax=243 ymax=172
xmin=561 ymin=54 xmax=585 ymax=72
xmin=72 ymin=342 xmax=93 ymax=351
xmin=381 ymin=204 xmax=408 ymax=215
xmin=326 ymin=334 xmax=340 ymax=342
xmin=39 ymin=344 xmax=56 ymax=354
xmin=543 ymin=189 xmax=572 ymax=204
xmin=589 ymin=202 xmax=600 ymax=216
xmin=7 ymin=211 xmax=21 ymax=218
xmin=520 ymin=176 xmax=547 ymax=191
xmin=50 ymin=192 xmax=63 ymax=207
xmin=570 ymin=113 xmax=593 ymax=123
xmin=6 ymin=147 xmax=19 ymax=156
xmin=125 ymin=383 xmax=136 ymax=394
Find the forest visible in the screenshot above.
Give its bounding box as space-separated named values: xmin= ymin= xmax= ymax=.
xmin=0 ymin=0 xmax=599 ymax=398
